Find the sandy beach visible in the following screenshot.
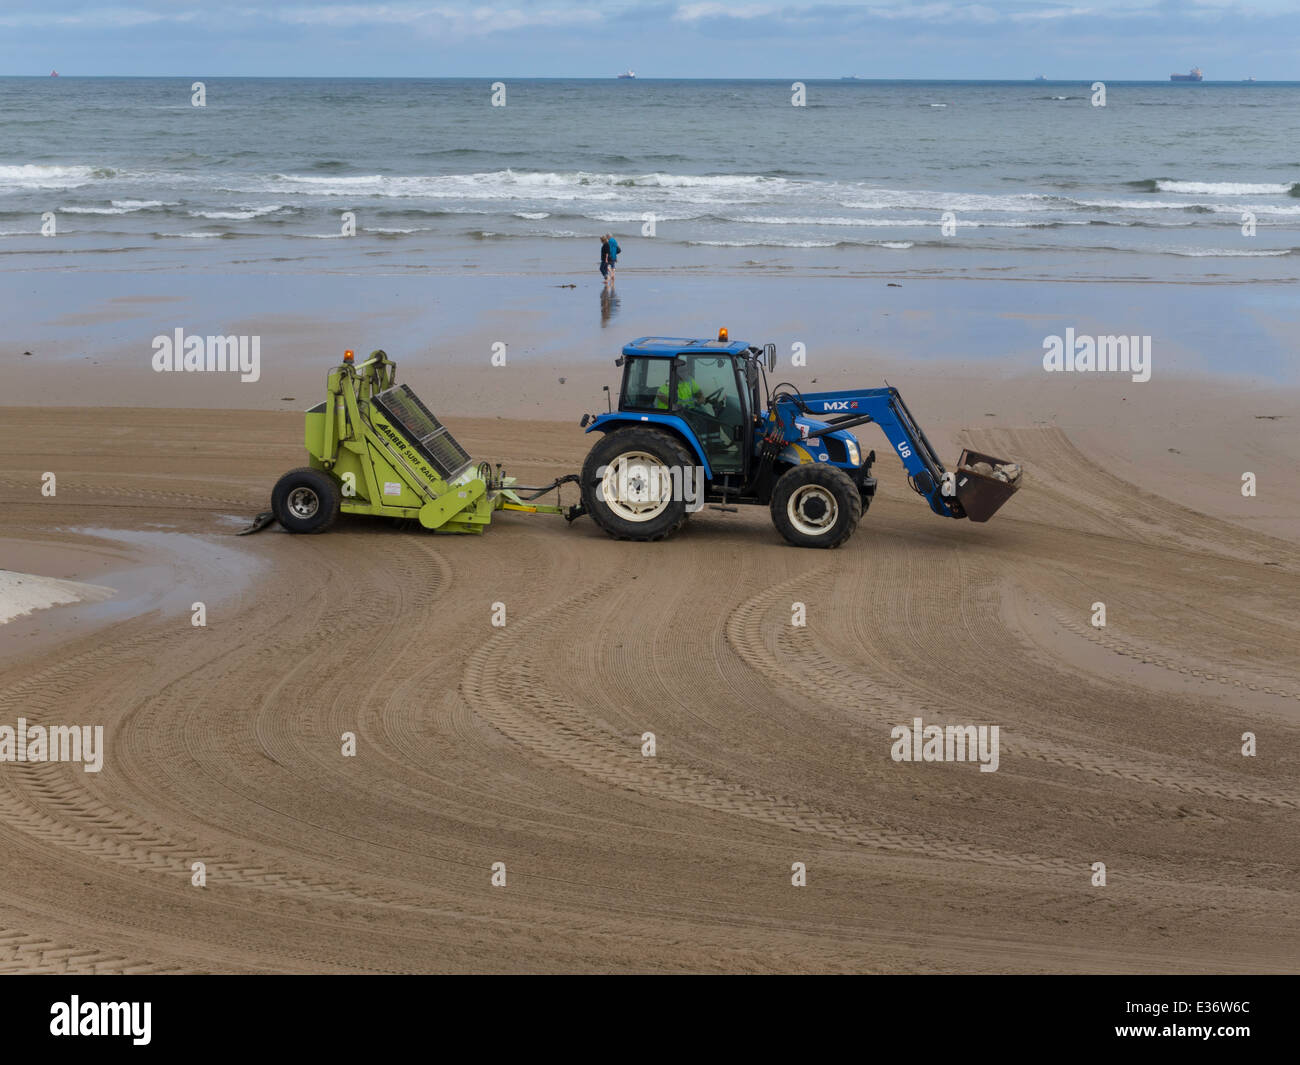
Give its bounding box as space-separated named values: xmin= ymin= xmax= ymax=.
xmin=3 ymin=67 xmax=1299 ymax=981
xmin=2 ymin=352 xmax=1296 ymax=973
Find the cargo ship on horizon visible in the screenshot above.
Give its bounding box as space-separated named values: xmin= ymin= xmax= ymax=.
xmin=1171 ymin=67 xmax=1203 ymax=81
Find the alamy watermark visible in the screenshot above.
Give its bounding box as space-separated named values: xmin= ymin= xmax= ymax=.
xmin=50 ymin=996 xmax=150 ymax=1045
xmin=151 ymin=328 xmax=261 ymax=383
xmin=596 ymin=461 xmax=705 ymax=512
xmin=890 ymin=717 xmax=1000 ymax=772
xmin=1042 ymin=328 xmax=1151 ymax=383
xmin=0 ymin=718 xmax=104 ymax=772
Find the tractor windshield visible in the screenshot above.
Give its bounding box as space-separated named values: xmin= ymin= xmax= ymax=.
xmin=672 ymin=353 xmax=746 ymax=475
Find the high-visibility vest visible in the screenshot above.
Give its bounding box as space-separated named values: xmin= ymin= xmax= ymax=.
xmin=656 ymin=377 xmax=702 ymax=409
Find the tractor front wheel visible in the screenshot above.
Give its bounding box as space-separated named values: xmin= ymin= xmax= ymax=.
xmin=581 ymin=427 xmax=693 ymax=542
xmin=271 ymin=467 xmax=341 ymax=534
xmin=770 ymin=463 xmax=862 ymax=548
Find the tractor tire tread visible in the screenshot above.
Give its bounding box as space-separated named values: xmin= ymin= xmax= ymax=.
xmin=769 ymin=463 xmax=862 ymax=549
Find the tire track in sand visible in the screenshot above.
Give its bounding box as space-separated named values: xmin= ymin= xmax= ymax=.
xmin=1046 ymin=606 xmax=1300 ymax=702
xmin=460 ymin=582 xmax=1078 ymax=878
xmin=0 ymin=927 xmax=187 ymax=975
xmin=0 ymin=536 xmax=802 ymax=973
xmin=958 ymin=426 xmax=1298 ymax=566
xmin=0 ymin=557 xmax=449 ymax=927
xmin=728 ymin=567 xmax=1298 ymax=811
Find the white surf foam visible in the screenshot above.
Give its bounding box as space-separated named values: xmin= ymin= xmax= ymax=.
xmin=1156 ymin=180 xmax=1294 ymax=195
xmin=188 ymin=205 xmax=285 ymax=220
xmin=0 ymin=164 xmax=104 ymax=189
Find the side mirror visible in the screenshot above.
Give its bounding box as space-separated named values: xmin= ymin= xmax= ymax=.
xmin=580 ymin=413 xmax=591 ymax=428
xmin=765 ymin=343 xmax=776 ymax=373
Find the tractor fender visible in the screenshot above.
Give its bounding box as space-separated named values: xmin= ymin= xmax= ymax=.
xmin=779 ymin=442 xmax=818 ymax=465
xmin=584 ymin=413 xmax=714 ymax=481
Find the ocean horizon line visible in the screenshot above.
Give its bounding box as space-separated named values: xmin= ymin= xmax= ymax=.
xmin=6 ymin=74 xmax=1298 ymax=84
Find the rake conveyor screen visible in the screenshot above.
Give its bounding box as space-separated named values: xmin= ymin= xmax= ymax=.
xmin=372 ymin=384 xmax=473 ymax=479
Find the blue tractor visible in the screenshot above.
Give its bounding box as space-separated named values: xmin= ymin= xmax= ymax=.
xmin=577 ymin=332 xmax=1022 ymax=548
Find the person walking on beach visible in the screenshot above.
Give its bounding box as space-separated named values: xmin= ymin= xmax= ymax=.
xmin=599 ymin=235 xmax=613 ymax=286
xmin=599 ymin=233 xmax=620 ymax=286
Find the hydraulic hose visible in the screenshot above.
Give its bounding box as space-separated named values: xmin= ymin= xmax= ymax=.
xmin=514 ymin=474 xmax=580 ymax=500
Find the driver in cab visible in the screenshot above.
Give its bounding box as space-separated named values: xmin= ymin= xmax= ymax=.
xmin=655 ymin=369 xmax=734 ymax=447
xmin=654 ymin=375 xmax=706 ymax=411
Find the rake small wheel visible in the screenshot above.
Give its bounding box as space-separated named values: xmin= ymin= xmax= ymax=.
xmin=271 ymin=467 xmax=341 ymax=534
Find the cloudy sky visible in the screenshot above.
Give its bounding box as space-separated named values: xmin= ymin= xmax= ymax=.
xmin=2 ymin=1 xmax=1295 ymax=79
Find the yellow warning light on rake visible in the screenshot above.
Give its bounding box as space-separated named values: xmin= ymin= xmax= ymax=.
xmin=343 ymin=349 xmax=354 ymax=363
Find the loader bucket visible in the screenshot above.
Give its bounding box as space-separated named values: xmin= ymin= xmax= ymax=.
xmin=953 ymin=448 xmax=1022 ymax=523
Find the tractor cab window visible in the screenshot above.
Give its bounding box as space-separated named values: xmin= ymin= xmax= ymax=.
xmin=672 ymin=353 xmax=746 ymax=475
xmin=621 ymin=356 xmax=672 ymax=411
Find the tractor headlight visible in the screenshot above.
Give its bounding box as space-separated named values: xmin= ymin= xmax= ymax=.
xmin=846 ymin=440 xmax=861 ymax=466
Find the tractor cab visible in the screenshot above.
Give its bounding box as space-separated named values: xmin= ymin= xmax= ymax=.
xmin=615 ymin=333 xmax=773 ymax=478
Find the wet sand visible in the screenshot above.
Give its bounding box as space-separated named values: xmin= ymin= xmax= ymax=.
xmin=5 ymin=273 xmax=1297 ymax=414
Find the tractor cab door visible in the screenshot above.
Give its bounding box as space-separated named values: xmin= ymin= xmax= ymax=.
xmin=670 ymin=352 xmax=748 ymax=476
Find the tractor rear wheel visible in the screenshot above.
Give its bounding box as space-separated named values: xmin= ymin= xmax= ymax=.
xmin=581 ymin=427 xmax=693 ymax=542
xmin=271 ymin=467 xmax=341 ymax=534
xmin=770 ymin=463 xmax=862 ymax=548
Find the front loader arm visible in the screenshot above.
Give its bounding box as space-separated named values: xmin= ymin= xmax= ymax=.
xmin=774 ymin=387 xmax=959 ymax=517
